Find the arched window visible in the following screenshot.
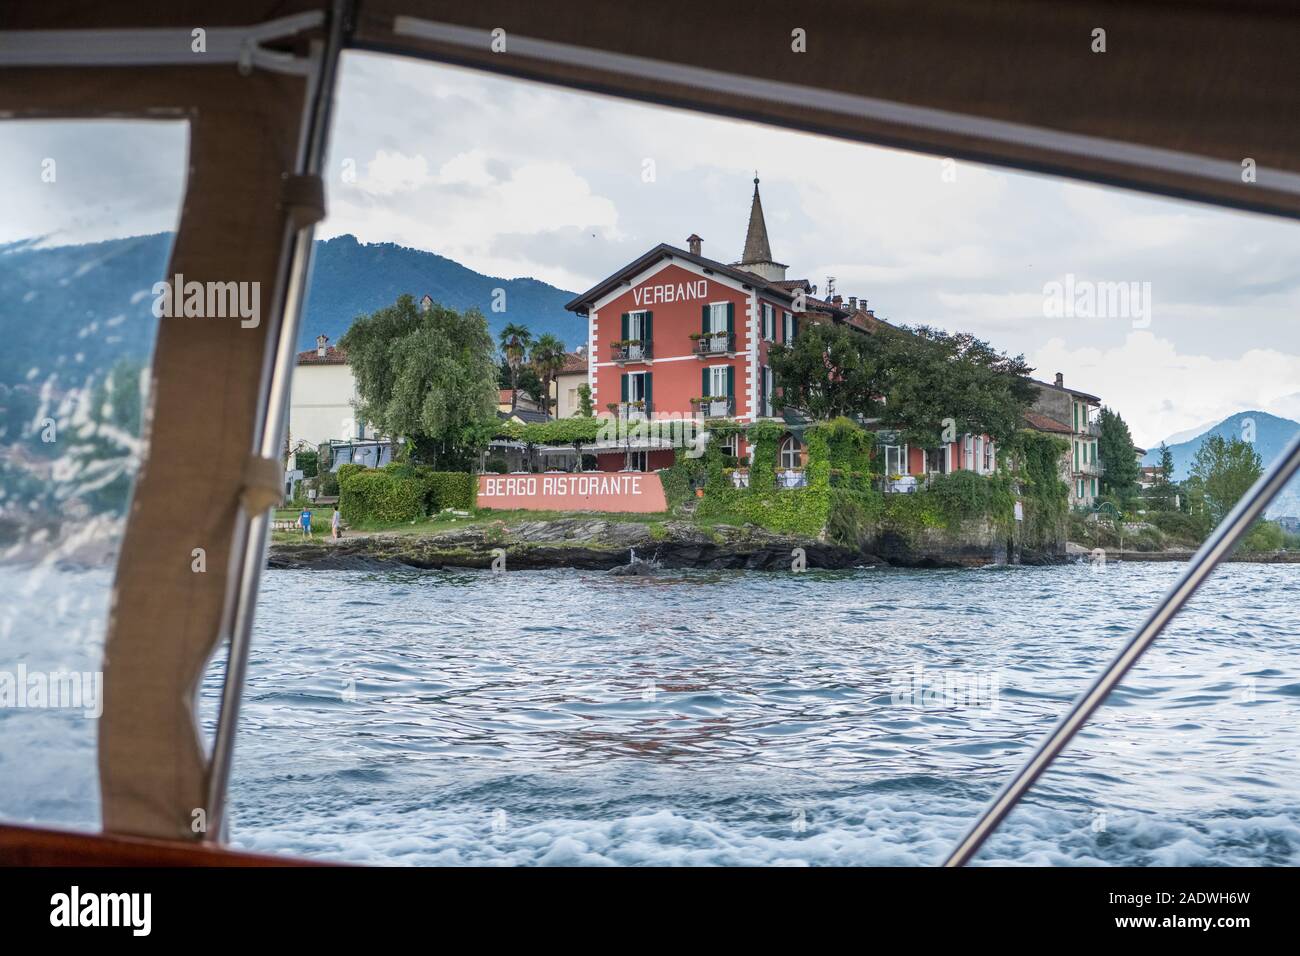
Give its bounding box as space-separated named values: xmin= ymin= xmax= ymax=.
xmin=780 ymin=435 xmax=802 ymax=469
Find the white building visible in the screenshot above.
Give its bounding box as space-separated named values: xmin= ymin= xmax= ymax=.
xmin=288 ymin=334 xmax=376 ymax=452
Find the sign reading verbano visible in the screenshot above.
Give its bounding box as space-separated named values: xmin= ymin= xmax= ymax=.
xmin=478 ymin=473 xmax=668 ymax=513
xmin=631 ymin=278 xmax=708 ymax=306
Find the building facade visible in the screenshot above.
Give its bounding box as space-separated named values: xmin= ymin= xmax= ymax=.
xmin=566 ymin=177 xmax=1001 ymax=482
xmin=1028 ymin=372 xmax=1103 ymax=507
xmin=288 ymin=335 xmax=376 ymax=453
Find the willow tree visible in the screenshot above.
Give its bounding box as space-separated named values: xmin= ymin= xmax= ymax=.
xmin=340 ymin=294 xmax=497 ymax=471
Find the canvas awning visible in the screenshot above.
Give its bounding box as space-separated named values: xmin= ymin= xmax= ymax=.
xmin=2 ymin=0 xmax=1295 ymax=848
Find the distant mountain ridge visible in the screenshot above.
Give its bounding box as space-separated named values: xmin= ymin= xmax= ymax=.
xmin=1144 ymin=410 xmax=1300 ymax=518
xmin=0 ymin=233 xmax=581 ymax=388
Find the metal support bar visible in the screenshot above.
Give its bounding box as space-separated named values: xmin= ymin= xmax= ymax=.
xmin=205 ymin=0 xmax=349 ymax=842
xmin=944 ymin=431 xmax=1300 ymax=866
xmin=0 ymin=12 xmax=325 ymax=75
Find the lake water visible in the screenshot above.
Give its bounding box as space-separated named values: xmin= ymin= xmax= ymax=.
xmin=3 ymin=561 xmax=1298 ymax=865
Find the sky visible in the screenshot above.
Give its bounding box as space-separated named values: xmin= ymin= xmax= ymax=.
xmin=3 ymin=50 xmax=1299 ymax=449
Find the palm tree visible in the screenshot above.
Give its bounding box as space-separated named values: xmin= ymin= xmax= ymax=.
xmin=499 ymin=323 xmax=533 ymax=412
xmin=530 ymin=333 xmax=568 ymax=419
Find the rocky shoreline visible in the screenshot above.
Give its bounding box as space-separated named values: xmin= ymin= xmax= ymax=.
xmin=268 ymin=517 xmax=880 ymax=572
xmin=266 ymin=516 xmax=1300 ymax=572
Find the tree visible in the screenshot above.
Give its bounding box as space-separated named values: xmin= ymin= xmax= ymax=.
xmin=529 ymin=333 xmax=567 ymax=419
xmin=499 ymin=323 xmax=533 ymax=413
xmin=767 ymin=322 xmax=887 ymax=421
xmin=576 ymin=382 xmax=594 ymax=417
xmin=879 ymin=326 xmax=1036 ymax=446
xmin=1187 ymin=434 xmax=1262 ymax=527
xmin=1147 ymin=441 xmax=1177 ymax=511
xmin=1098 ymin=407 xmax=1141 ymax=503
xmin=1158 ymin=441 xmax=1174 ymax=482
xmin=341 ymin=294 xmax=497 ymax=470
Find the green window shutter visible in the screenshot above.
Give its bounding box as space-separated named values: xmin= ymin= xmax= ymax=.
xmin=702 ymin=367 xmax=710 ymax=399
xmin=621 ymin=373 xmax=628 ymax=402
xmin=702 ymin=303 xmax=710 ymax=334
xmin=726 ymin=302 xmax=735 ymax=336
xmin=791 ymin=316 xmax=799 ymax=340
xmin=644 ymin=372 xmax=652 ymax=412
xmin=621 ymin=312 xmax=629 ymax=341
xmin=644 ymin=311 xmax=652 ymax=347
xmin=726 ymin=365 xmax=735 ymax=400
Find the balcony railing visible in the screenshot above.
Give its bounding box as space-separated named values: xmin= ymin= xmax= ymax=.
xmin=691 ymin=396 xmax=734 ymax=418
xmin=1078 ymin=459 xmax=1104 ymax=476
xmin=692 ymin=333 xmax=736 ymax=357
xmin=1082 ymin=420 xmax=1102 ymax=436
xmin=612 ymin=401 xmax=652 ymax=421
xmin=610 ymin=340 xmax=652 ymax=363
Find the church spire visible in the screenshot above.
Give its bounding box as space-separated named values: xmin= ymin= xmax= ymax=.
xmin=740 ymin=173 xmax=773 ymax=265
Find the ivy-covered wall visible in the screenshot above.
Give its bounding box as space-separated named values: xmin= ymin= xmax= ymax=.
xmin=659 ymin=416 xmax=1064 ymax=559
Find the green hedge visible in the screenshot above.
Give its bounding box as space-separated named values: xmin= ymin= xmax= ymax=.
xmin=338 ymin=463 xmax=477 ymax=525
xmin=426 ymin=471 xmax=476 ymax=510
xmin=339 ymin=468 xmax=426 ymax=525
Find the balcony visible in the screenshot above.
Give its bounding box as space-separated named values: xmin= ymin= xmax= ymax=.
xmin=1078 ymin=459 xmax=1104 ymax=476
xmin=691 ymin=395 xmax=735 ymax=418
xmin=692 ymin=332 xmax=736 ymax=357
xmin=611 ymin=400 xmax=652 ymax=421
xmin=1082 ymin=420 xmax=1102 ymax=437
xmin=610 ymin=340 xmax=652 ymax=364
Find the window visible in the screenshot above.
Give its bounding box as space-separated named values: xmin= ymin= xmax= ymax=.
xmin=625 ymin=450 xmax=648 ymax=472
xmin=984 ymin=439 xmax=994 ymax=471
xmin=763 ymin=366 xmax=774 ymax=417
xmin=963 ymin=433 xmax=974 ymax=469
xmin=627 ymin=310 xmax=647 ymax=342
xmin=974 ymin=436 xmax=984 ymax=473
xmin=708 ymin=302 xmax=729 ymax=334
xmin=721 ymin=433 xmax=739 ymax=458
xmin=884 ymin=444 xmax=907 ymax=476
xmin=780 ymin=435 xmax=802 ymax=469
xmin=783 ymin=311 xmax=794 ymax=342
xmin=763 ymin=302 xmax=774 ymax=341
xmin=0 ymin=119 xmax=186 ymax=832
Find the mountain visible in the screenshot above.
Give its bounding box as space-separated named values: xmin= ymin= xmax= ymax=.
xmin=1144 ymin=410 xmax=1300 ymax=518
xmin=303 ymin=234 xmax=579 ymax=351
xmin=0 ymin=233 xmax=581 ymax=390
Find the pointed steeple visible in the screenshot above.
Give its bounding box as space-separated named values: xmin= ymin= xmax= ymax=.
xmin=734 ymin=173 xmax=788 ymax=281
xmin=741 ymin=174 xmax=773 ymax=265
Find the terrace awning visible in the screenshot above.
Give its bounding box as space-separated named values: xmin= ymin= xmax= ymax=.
xmin=2 ymin=0 xmax=1297 ymax=847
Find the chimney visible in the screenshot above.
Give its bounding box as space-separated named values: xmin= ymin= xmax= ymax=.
xmin=831 ymin=294 xmax=843 ymax=308
xmin=316 ymin=334 xmax=328 ymax=357
xmin=866 ymin=309 xmax=875 ymax=318
xmin=848 ymin=296 xmax=857 ymax=309
xmin=687 ymin=233 xmax=702 ymax=256
xmin=1054 ymin=372 xmax=1064 ymax=387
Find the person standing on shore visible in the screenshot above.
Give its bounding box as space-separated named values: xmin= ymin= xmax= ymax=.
xmin=299 ymin=506 xmax=313 ymax=539
xmin=331 ymin=504 xmax=341 ymax=540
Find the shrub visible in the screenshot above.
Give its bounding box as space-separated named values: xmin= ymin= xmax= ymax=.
xmin=339 ymin=468 xmax=426 ymax=525
xmin=295 ymin=450 xmax=319 ymax=478
xmin=336 ymin=462 xmax=367 ymax=485
xmin=427 ymin=471 xmax=476 ymax=510
xmin=485 ymin=457 xmax=509 ymax=474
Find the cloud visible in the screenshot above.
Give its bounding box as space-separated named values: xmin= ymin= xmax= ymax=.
xmin=1031 ymin=332 xmax=1300 ymax=446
